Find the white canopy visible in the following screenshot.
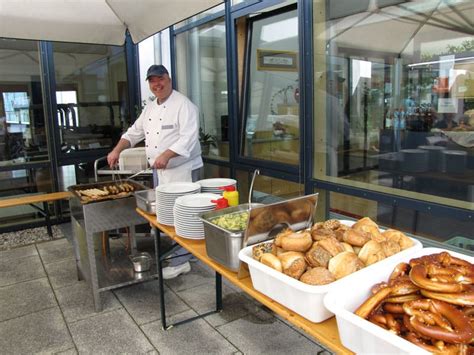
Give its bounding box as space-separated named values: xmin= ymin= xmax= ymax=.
xmin=0 ymin=0 xmax=223 ymax=45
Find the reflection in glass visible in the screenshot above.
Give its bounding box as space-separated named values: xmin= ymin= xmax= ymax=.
xmin=315 ymin=0 xmax=474 ymax=206
xmin=236 ymin=169 xmax=303 ymax=205
xmin=52 ymin=43 xmax=128 ymax=153
xmin=242 ymin=9 xmax=299 ymax=165
xmin=0 ymin=39 xmax=49 ymax=168
xmin=175 ymin=18 xmax=229 ymax=161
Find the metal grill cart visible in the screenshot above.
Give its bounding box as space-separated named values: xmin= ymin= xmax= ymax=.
xmin=69 ymin=180 xmax=158 ymax=311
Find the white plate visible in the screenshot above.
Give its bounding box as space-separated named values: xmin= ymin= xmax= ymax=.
xmin=156 ymin=182 xmax=201 ymax=194
xmin=175 ymin=193 xmax=221 ymax=208
xmin=197 ymin=178 xmax=236 ymax=188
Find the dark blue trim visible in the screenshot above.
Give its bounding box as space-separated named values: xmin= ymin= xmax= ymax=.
xmin=300 ymin=0 xmax=313 ymax=196
xmin=312 ymin=179 xmax=474 ymax=221
xmin=38 ymin=41 xmax=60 ymax=193
xmin=170 ymin=26 xmax=177 ymax=90
xmin=125 ymin=32 xmax=140 ymax=122
xmin=231 ymin=0 xmax=285 ymax=18
xmin=173 ymin=10 xmax=226 ymax=34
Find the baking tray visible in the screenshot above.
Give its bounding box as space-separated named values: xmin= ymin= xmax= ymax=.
xmin=68 ymin=179 xmax=147 ymax=204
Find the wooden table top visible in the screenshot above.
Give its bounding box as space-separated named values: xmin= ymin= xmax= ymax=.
xmin=136 ymin=208 xmax=352 ymax=354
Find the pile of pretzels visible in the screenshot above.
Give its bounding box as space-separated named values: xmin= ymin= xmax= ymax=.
xmin=355 ymin=252 xmax=474 ymax=354
xmin=251 ymin=217 xmax=414 ymax=286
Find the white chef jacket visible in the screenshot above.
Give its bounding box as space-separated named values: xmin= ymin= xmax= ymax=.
xmin=121 ymin=90 xmax=203 ymax=172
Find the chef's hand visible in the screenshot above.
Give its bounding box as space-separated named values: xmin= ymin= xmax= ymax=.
xmin=153 ymin=149 xmax=178 ymax=169
xmin=153 ymin=154 xmax=170 ymax=169
xmin=107 ymin=150 xmax=120 ymax=168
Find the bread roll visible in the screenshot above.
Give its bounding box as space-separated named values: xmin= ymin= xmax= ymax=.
xmin=317 ymin=236 xmax=345 ymax=257
xmin=305 ymin=244 xmax=332 ymax=268
xmin=260 ymin=253 xmax=282 ymax=272
xmin=352 ymin=217 xmax=384 ymax=243
xmin=323 ymin=219 xmax=341 ymax=230
xmin=382 ymin=229 xmax=414 ymax=250
xmin=328 ymin=251 xmax=364 ymax=280
xmin=380 ymin=240 xmax=400 ymax=257
xmin=342 ymin=229 xmax=370 ymax=247
xmin=311 ymin=228 xmax=335 ymax=241
xmin=278 ymin=251 xmax=307 ymax=279
xmin=280 ymin=231 xmax=313 ymax=252
xmin=333 ymin=225 xmax=349 ymax=241
xmin=274 ymin=229 xmax=293 ymax=247
xmin=341 ymin=242 xmax=355 ymax=253
xmin=252 ymin=242 xmax=273 ymax=261
xmin=300 ymin=267 xmax=336 ymax=285
xmin=358 ymin=240 xmax=385 ymax=266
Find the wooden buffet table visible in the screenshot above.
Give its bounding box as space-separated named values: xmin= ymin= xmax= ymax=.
xmin=136 ymin=208 xmax=352 ymax=354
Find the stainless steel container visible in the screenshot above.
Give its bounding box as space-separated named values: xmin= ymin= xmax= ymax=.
xmin=130 ymin=252 xmax=152 ymax=272
xmin=135 ymin=189 xmax=156 ymax=214
xmin=200 ymin=203 xmax=257 ymax=272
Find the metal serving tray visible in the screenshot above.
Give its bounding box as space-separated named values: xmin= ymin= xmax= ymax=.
xmin=200 ymin=193 xmax=318 ymax=272
xmin=200 ymin=203 xmax=256 ymax=272
xmin=134 ymin=189 xmax=156 ymax=214
xmin=69 ymin=179 xmax=146 ymax=204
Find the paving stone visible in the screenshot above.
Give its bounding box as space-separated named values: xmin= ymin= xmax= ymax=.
xmin=114 ymin=280 xmax=189 ymax=325
xmin=55 ymin=348 xmax=78 ymax=355
xmin=0 ymin=254 xmax=45 ymax=287
xmin=217 ymin=308 xmax=324 ymax=354
xmin=0 ymin=244 xmax=38 ymax=261
xmin=141 ymin=309 xmax=238 ymax=355
xmin=0 ymin=307 xmax=73 ymax=354
xmin=55 ymin=282 xmax=121 ymax=323
xmin=69 ymin=308 xmax=154 ymax=354
xmin=164 ymin=260 xmax=214 ymax=293
xmin=44 ymin=258 xmax=78 ymax=290
xmin=37 ymin=238 xmax=75 ymax=264
xmin=0 ymin=278 xmax=56 ymax=321
xmin=177 ymin=281 xmax=260 ymax=327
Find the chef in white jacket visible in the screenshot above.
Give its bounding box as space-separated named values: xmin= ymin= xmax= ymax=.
xmin=107 ymin=64 xmax=202 ymax=278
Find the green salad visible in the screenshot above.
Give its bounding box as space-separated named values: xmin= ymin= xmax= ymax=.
xmin=211 ymin=211 xmax=249 ymax=231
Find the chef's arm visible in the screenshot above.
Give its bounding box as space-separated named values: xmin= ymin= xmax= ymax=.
xmin=107 ymin=138 xmax=131 ymax=167
xmin=153 ymin=149 xmax=178 ymax=169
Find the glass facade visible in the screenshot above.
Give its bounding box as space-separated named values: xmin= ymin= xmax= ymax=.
xmin=312 ymin=0 xmax=473 ymax=250
xmin=52 ymin=43 xmax=128 ymax=156
xmin=175 ymin=18 xmax=229 ymax=161
xmin=313 ymin=0 xmax=474 ymax=211
xmin=0 ymin=38 xmax=131 ymax=229
xmin=242 ymin=9 xmax=299 ymax=165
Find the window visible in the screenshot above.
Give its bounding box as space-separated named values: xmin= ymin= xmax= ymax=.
xmin=314 ymin=0 xmax=474 ymax=210
xmin=242 ymin=9 xmax=299 ymax=165
xmin=3 ymin=92 xmax=29 ymax=124
xmin=56 ymin=90 xmax=79 ymax=128
xmin=175 ymin=18 xmax=229 ymax=161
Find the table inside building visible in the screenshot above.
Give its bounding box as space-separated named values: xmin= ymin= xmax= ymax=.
xmin=136 ymin=208 xmax=352 ymax=354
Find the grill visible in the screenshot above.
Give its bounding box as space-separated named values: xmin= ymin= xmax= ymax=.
xmin=69 ymin=179 xmax=158 ymax=312
xmin=69 ymin=180 xmax=145 ymax=204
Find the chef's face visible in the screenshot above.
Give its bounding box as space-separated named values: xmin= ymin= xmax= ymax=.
xmin=148 ymin=75 xmax=172 ymax=102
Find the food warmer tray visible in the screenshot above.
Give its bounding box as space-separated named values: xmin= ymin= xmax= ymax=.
xmin=68 ymin=179 xmax=147 ymax=204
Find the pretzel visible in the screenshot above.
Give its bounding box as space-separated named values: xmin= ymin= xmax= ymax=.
xmin=384 ymin=293 xmax=422 ymax=303
xmin=388 ymin=276 xmax=419 ymax=296
xmin=389 ymin=262 xmax=410 ymax=281
xmin=355 ymin=286 xmax=393 ymax=319
xmin=368 ymin=312 xmax=401 ymax=334
xmin=420 ymin=287 xmax=474 ymax=306
xmin=383 ymin=302 xmax=405 ymax=314
xmin=410 ymin=264 xmax=470 ymax=293
xmin=403 ymin=299 xmax=474 ymax=344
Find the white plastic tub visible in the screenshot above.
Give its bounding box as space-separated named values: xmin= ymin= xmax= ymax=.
xmin=324 ymin=247 xmax=474 ymax=354
xmin=238 ymin=220 xmax=422 ymax=323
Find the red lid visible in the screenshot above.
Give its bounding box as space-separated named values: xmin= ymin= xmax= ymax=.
xmin=219 ymin=185 xmax=236 ymax=192
xmin=211 ymin=198 xmax=229 ymax=209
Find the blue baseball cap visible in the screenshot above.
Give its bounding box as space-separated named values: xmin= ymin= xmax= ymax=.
xmin=146 ymin=65 xmax=169 ymax=80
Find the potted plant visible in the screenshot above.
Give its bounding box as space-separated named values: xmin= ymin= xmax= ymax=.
xmin=199 ymin=127 xmax=217 ymax=155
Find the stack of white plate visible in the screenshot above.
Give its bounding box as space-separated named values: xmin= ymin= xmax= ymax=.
xmin=197 ymin=178 xmax=237 ymax=195
xmin=173 ymin=193 xmax=220 ymax=239
xmin=155 ymin=182 xmax=201 ymax=225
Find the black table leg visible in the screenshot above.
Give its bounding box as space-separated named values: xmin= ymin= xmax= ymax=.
xmin=154 ymin=227 xmax=170 ymax=330
xmin=216 ymin=272 xmax=222 ymax=311
xmin=43 ymin=201 xmax=53 ymax=238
